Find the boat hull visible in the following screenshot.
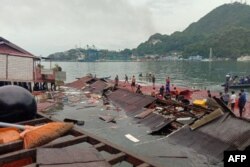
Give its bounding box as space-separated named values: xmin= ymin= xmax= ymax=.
xmin=222 ymin=83 xmax=250 ymax=89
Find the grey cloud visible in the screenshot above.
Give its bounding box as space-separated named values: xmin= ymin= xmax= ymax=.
xmin=0 ymin=0 xmax=229 ymax=56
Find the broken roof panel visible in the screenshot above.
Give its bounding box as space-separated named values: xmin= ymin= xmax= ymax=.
xmin=83 ymin=80 xmax=108 ymax=94
xmin=169 ymin=113 xmax=250 ymax=160
xmin=65 ymin=76 xmax=94 ymax=89
xmin=107 ymin=89 xmax=156 ymax=112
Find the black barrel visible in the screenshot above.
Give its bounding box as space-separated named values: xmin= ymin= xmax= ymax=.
xmin=0 ymin=85 xmax=37 ymax=123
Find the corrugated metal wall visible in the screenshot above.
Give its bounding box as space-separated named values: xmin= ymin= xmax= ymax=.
xmin=8 ymin=56 xmax=33 ymax=81
xmin=0 ymin=54 xmax=7 ymax=79
xmin=0 ymin=54 xmax=33 ymax=81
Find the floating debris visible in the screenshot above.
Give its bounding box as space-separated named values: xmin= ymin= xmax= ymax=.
xmin=125 ymin=134 xmax=140 ymax=143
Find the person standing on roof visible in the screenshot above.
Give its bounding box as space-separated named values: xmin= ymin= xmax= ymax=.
xmin=152 ymin=74 xmax=155 ymax=89
xmin=124 ymin=74 xmax=129 ymax=84
xmin=166 ymin=77 xmax=170 ymax=93
xmin=240 ymin=89 xmax=247 ymax=112
xmin=115 ymin=75 xmax=119 ymax=87
xmin=131 ymin=75 xmax=136 ymax=92
xmin=159 ymin=85 xmax=164 ymax=97
xmin=151 ymin=87 xmax=156 ymax=97
xmin=136 ymin=85 xmax=143 ymax=94
xmin=173 ymin=87 xmax=179 ymax=100
xmin=238 ymin=92 xmax=246 ymax=117
xmin=207 ymin=90 xmax=211 ymax=98
xmin=222 ymin=90 xmax=230 ymax=105
xmin=230 ymin=91 xmax=236 ymax=111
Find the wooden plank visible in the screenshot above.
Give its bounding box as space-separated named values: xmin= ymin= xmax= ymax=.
xmin=126 ymin=155 xmax=145 ymax=167
xmin=190 ymin=108 xmax=224 ymax=130
xmin=44 ymin=135 xmax=88 ymax=148
xmin=0 ymin=140 xmax=23 ymax=155
xmin=96 ymin=143 xmax=120 ymax=154
xmin=69 ymin=128 xmax=85 ymax=137
xmin=18 ymin=117 xmax=51 ymax=125
xmin=87 ymin=136 xmax=100 ymax=145
xmin=136 ymin=163 xmax=151 ymax=167
xmin=107 ymin=152 xmax=126 ymax=165
xmin=94 ymin=143 xmax=106 ymax=151
xmin=0 ymin=149 xmax=35 ymax=165
xmin=24 ymin=163 xmax=37 ymax=167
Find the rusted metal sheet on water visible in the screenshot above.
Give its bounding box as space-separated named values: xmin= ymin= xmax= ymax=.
xmin=107 ymin=89 xmax=156 ymax=112
xmin=65 ymin=76 xmax=94 ymax=89
xmin=86 ymin=80 xmax=108 ymax=94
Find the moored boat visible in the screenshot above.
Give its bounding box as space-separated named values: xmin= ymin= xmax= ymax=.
xmin=222 ymin=74 xmax=250 ymax=89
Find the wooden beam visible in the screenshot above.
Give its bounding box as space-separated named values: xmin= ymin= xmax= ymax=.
xmin=86 ymin=136 xmax=100 ymax=145
xmin=0 ymin=140 xmax=23 ymax=155
xmin=24 ymin=163 xmax=36 ymax=167
xmin=107 ymin=152 xmax=126 ymax=165
xmin=44 ymin=135 xmax=88 ymax=148
xmin=18 ymin=117 xmax=50 ymax=125
xmin=136 ymin=163 xmax=151 ymax=167
xmin=94 ymin=143 xmax=106 ymax=151
xmin=69 ymin=128 xmax=85 ymax=137
xmin=0 ymin=149 xmax=35 ymax=165
xmin=126 ymin=155 xmax=145 ymax=166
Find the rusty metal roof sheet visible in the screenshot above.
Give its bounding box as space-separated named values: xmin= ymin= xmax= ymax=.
xmin=83 ymin=80 xmax=108 ymax=94
xmin=0 ymin=37 xmax=37 ymax=58
xmin=107 ymin=89 xmax=156 ymax=112
xmin=169 ymin=113 xmax=250 ymax=160
xmin=65 ymin=76 xmax=94 ymax=89
xmin=107 ymin=89 xmax=177 ymax=134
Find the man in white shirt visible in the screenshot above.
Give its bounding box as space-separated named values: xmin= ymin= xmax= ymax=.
xmin=230 ymin=91 xmax=236 ymax=111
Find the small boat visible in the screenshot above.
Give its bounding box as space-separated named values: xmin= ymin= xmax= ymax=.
xmin=222 ymin=74 xmax=250 ymax=89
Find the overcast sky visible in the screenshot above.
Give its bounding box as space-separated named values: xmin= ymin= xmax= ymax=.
xmin=0 ymin=0 xmax=236 ymax=56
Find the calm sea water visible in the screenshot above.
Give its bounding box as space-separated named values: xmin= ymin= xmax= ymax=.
xmin=43 ymin=61 xmax=250 ymax=92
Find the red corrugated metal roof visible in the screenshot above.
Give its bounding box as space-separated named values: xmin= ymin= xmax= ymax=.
xmin=84 ymin=80 xmax=108 ymax=94
xmin=107 ymin=89 xmax=156 ymax=112
xmin=65 ymin=76 xmax=94 ymax=89
xmin=0 ymin=37 xmax=37 ymax=59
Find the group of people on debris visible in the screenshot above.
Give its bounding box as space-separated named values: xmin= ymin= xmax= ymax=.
xmin=114 ymin=74 xmax=141 ymax=94
xmin=114 ymin=74 xmax=248 ymax=118
xmin=207 ymin=89 xmax=247 ymax=117
xmin=114 ymin=74 xmax=176 ymax=99
xmin=216 ymin=89 xmax=247 ymax=117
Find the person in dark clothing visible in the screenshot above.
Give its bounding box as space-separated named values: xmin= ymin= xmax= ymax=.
xmin=124 ymin=74 xmax=128 ymax=84
xmin=115 ymin=75 xmax=119 ymax=87
xmin=224 ymin=81 xmax=229 ymax=93
xmin=135 ymin=85 xmax=143 ymax=94
xmin=165 ymin=77 xmax=170 ymax=93
xmin=207 ymin=90 xmax=211 ymax=98
xmin=152 ymin=75 xmax=155 ymax=88
xmin=219 ymin=92 xmax=224 ymax=102
xmin=238 ymin=92 xmax=246 ymax=117
xmin=159 ymin=85 xmax=164 ymax=96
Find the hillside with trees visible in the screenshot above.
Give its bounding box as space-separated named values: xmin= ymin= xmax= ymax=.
xmin=48 ymin=2 xmax=250 ymax=61
xmin=135 ymin=2 xmax=250 ymax=59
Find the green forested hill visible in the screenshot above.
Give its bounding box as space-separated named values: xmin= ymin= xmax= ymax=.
xmin=136 ymin=2 xmax=250 ymax=59
xmin=48 ymin=2 xmax=250 ymax=60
